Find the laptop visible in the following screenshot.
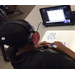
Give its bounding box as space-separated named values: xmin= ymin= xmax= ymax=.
xmin=39 ymin=5 xmax=74 ymax=27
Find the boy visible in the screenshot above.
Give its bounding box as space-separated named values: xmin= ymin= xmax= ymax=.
xmin=0 ymin=19 xmax=75 ymax=69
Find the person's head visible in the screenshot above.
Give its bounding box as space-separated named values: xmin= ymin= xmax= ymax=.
xmin=0 ymin=19 xmax=40 ymax=49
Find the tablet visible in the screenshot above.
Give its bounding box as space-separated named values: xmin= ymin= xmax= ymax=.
xmin=40 ymin=5 xmax=74 ymax=27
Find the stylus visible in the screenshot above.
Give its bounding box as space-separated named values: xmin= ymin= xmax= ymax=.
xmin=49 ymin=44 xmax=57 ymax=48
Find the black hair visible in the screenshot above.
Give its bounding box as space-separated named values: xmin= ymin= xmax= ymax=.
xmin=0 ymin=20 xmax=30 ymax=49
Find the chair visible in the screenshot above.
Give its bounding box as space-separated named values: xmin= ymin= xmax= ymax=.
xmin=0 ymin=5 xmax=23 ymax=22
xmin=0 ymin=9 xmax=9 ymax=26
xmin=0 ymin=5 xmax=23 ymax=62
xmin=0 ymin=42 xmax=9 ymax=62
xmin=0 ymin=9 xmax=9 ymax=62
xmin=6 ymin=5 xmax=23 ymax=14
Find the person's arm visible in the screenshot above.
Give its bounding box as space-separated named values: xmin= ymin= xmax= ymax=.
xmin=35 ymin=41 xmax=49 ymax=49
xmin=35 ymin=41 xmax=75 ymax=60
xmin=47 ymin=41 xmax=75 ymax=61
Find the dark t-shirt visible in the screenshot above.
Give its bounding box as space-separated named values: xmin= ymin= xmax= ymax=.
xmin=6 ymin=47 xmax=75 ymax=69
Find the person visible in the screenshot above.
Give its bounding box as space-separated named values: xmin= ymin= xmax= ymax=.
xmin=0 ymin=19 xmax=75 ymax=69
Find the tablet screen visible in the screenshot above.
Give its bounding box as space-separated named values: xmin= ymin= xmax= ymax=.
xmin=40 ymin=5 xmax=74 ymax=26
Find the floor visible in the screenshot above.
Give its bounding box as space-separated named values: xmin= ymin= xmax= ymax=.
xmin=8 ymin=5 xmax=35 ymax=20
xmin=0 ymin=5 xmax=35 ymax=69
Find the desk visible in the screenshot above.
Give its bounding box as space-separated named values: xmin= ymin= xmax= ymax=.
xmin=25 ymin=5 xmax=75 ymax=41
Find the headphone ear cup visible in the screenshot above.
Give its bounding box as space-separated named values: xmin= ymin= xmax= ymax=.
xmin=32 ymin=32 xmax=40 ymax=44
xmin=28 ymin=32 xmax=40 ymax=44
xmin=27 ymin=33 xmax=34 ymax=44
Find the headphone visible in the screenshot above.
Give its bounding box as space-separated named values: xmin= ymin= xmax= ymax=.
xmin=5 ymin=20 xmax=40 ymax=44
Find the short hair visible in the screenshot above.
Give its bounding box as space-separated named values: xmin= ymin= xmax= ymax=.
xmin=0 ymin=20 xmax=31 ymax=49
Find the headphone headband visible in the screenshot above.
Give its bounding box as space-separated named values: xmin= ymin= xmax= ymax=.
xmin=4 ymin=21 xmax=34 ymax=33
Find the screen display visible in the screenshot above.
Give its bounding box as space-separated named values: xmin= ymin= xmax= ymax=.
xmin=40 ymin=5 xmax=74 ymax=26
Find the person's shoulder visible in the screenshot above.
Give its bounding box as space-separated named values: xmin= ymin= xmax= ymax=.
xmin=40 ymin=50 xmax=55 ymax=56
xmin=35 ymin=50 xmax=57 ymax=59
xmin=39 ymin=50 xmax=61 ymax=68
xmin=6 ymin=47 xmax=16 ymax=53
xmin=6 ymin=47 xmax=18 ymax=57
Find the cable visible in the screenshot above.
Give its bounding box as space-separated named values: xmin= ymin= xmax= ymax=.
xmin=37 ymin=22 xmax=43 ymax=32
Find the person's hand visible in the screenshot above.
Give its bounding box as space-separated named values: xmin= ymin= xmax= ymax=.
xmin=47 ymin=41 xmax=68 ymax=52
xmin=47 ymin=41 xmax=75 ymax=60
xmin=35 ymin=41 xmax=50 ymax=49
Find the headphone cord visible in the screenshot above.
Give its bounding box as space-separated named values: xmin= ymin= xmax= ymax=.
xmin=37 ymin=22 xmax=43 ymax=32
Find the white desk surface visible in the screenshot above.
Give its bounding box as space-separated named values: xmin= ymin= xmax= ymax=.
xmin=25 ymin=5 xmax=75 ymax=41
xmin=41 ymin=30 xmax=75 ymax=52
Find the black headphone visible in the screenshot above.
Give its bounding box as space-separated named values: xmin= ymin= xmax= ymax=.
xmin=5 ymin=20 xmax=40 ymax=44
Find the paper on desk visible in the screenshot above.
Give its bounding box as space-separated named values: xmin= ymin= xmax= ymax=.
xmin=41 ymin=30 xmax=75 ymax=52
